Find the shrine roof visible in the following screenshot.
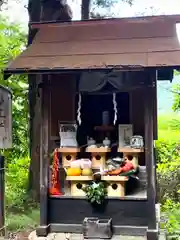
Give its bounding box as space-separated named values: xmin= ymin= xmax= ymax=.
xmin=4 ymin=15 xmax=180 ymax=75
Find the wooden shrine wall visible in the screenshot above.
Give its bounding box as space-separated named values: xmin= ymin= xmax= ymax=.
xmin=130 ymin=89 xmax=145 ymax=137
xmin=129 ymin=71 xmax=158 ymax=165
xmin=50 ymin=74 xmax=76 ymax=137
xmin=130 ymin=89 xmax=145 ymax=165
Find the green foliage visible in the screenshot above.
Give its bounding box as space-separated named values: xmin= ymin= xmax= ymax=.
xmin=6 ymin=157 xmax=29 ymax=211
xmin=5 ymin=155 xmax=39 ymax=230
xmin=161 ymin=200 xmax=180 ymax=238
xmin=83 ymin=181 xmax=107 ymax=205
xmin=93 ymin=0 xmax=132 ymax=9
xmin=156 ymin=114 xmax=180 ymax=165
xmin=0 ymin=17 xmax=39 ymax=231
xmin=156 ymin=114 xmax=180 ymax=203
xmin=90 ymin=0 xmax=133 ymax=18
xmin=172 ymin=84 xmax=180 ymax=113
xmin=6 ymin=208 xmax=39 ymax=231
xmin=157 ymin=113 xmax=180 ymax=238
xmin=0 ymin=17 xmax=28 ymax=159
xmin=158 ymin=114 xmax=180 ymax=132
xmin=156 ymin=150 xmax=180 ymax=204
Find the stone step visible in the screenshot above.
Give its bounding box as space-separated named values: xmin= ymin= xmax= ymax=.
xmin=29 ymin=232 xmax=146 ymax=240
xmin=28 ymin=230 xmax=167 ymax=240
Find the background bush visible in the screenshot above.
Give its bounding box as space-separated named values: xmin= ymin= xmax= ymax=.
xmin=6 ymin=157 xmax=29 ymax=212
xmin=156 ymin=114 xmax=180 ymax=238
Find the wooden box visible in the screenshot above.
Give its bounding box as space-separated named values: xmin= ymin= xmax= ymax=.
xmin=86 ymin=147 xmax=110 ymax=169
xmin=118 ymin=147 xmax=144 ymax=168
xmin=66 ymin=176 xmax=92 ymax=197
xmin=102 ymin=176 xmax=128 ymax=197
xmin=58 ymin=147 xmax=80 ymax=167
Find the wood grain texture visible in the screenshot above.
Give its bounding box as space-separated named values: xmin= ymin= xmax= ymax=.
xmin=40 ymin=75 xmax=51 ymax=226
xmin=144 ymin=77 xmax=157 ymax=230
xmin=118 ymin=147 xmax=144 ymax=153
xmin=58 ymin=147 xmax=80 ymax=153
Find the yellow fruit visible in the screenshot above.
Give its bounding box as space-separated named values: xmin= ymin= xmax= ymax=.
xmin=66 ymin=168 xmax=81 ymax=176
xmin=82 ymin=168 xmax=92 ymax=176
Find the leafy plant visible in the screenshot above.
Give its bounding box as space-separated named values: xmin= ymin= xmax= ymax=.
xmin=157 ymin=113 xmax=180 ymax=238
xmin=161 ymin=200 xmax=180 ymax=239
xmin=156 ymin=141 xmax=180 ymax=204
xmin=6 ymin=156 xmax=30 ymax=212
xmin=172 ymin=84 xmax=180 ymax=112
xmin=83 ymin=181 xmax=107 ymax=205
xmin=0 ymin=17 xmax=28 ymax=161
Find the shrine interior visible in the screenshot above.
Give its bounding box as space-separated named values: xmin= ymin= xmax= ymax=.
xmin=49 ymin=70 xmax=150 ymax=199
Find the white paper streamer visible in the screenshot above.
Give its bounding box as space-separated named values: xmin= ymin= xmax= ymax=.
xmin=77 ymin=93 xmax=82 ymax=125
xmin=113 ymin=92 xmax=117 ymax=125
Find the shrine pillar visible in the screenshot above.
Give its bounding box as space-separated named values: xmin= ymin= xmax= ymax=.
xmin=36 ymin=75 xmax=51 ymax=236
xmin=144 ymin=71 xmax=158 ymax=240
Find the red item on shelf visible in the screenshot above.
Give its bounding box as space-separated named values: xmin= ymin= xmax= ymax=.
xmin=121 ymin=161 xmax=134 ymax=173
xmin=49 ymin=149 xmax=64 ymax=196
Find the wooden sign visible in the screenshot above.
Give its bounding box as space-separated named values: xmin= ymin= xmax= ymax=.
xmin=0 ymin=86 xmax=12 ymax=149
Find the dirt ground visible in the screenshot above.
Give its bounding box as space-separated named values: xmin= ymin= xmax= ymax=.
xmin=2 ymin=231 xmax=31 ymax=240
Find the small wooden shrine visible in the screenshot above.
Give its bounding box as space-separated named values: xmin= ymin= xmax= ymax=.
xmin=4 ymin=15 xmax=180 ymax=240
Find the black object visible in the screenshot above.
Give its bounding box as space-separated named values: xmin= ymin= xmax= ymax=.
xmin=83 ymin=217 xmax=113 ymax=239
xmin=48 ymin=197 xmax=148 ymax=226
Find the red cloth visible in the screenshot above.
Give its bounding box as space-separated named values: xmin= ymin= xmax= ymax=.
xmin=121 ymin=161 xmax=134 ymax=173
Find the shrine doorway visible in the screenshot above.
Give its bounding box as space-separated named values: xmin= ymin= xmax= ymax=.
xmin=76 ymin=89 xmax=130 ymax=146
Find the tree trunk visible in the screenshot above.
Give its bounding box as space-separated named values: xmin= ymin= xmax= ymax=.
xmin=27 ymin=0 xmax=41 ymax=201
xmin=81 ymin=0 xmax=90 ymax=20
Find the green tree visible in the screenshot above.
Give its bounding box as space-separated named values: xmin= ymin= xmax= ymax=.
xmin=172 ymin=84 xmax=180 ymax=112
xmin=0 ymin=17 xmax=28 ymax=159
xmin=82 ymin=0 xmax=133 ymax=19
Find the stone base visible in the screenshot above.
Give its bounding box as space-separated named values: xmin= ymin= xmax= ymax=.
xmin=36 ymin=225 xmax=50 ymax=237
xmin=29 ymin=231 xmax=145 ymax=240
xmin=50 ymin=223 xmax=147 ymax=236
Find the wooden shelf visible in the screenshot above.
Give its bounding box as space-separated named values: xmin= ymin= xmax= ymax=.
xmin=58 ymin=147 xmax=80 ymax=153
xmin=102 ymin=176 xmax=128 ymax=181
xmin=66 ymin=176 xmax=93 ymax=181
xmin=86 ymin=147 xmax=111 ymax=153
xmin=66 ymin=176 xmax=128 ymax=181
xmin=66 ymin=176 xmax=128 ymax=182
xmin=118 ymin=147 xmax=144 ymax=153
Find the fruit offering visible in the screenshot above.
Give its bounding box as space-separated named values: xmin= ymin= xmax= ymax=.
xmin=66 ymin=168 xmax=81 ymax=176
